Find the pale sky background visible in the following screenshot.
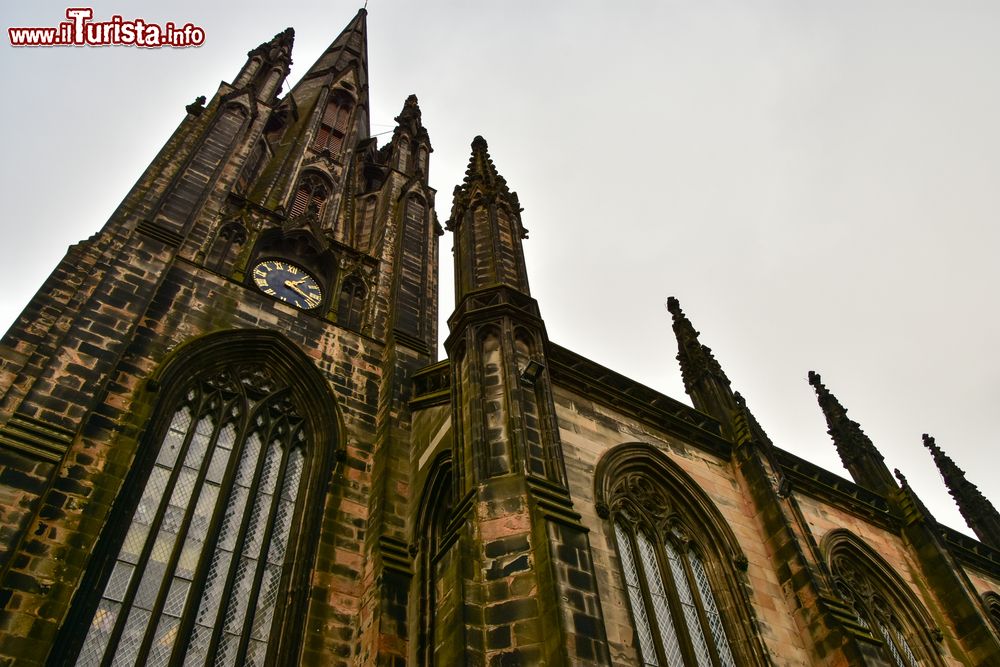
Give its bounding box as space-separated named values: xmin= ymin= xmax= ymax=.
xmin=2 ymin=1 xmax=999 ymax=539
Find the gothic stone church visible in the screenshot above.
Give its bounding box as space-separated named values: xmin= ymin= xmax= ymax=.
xmin=0 ymin=9 xmax=998 ymax=666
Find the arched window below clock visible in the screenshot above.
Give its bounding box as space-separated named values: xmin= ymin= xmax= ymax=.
xmin=337 ymin=276 xmax=366 ymax=331
xmin=54 ymin=330 xmax=339 ymax=667
xmin=594 ymin=443 xmax=768 ymax=667
xmin=206 ymin=220 xmax=248 ymax=274
xmin=289 ymin=171 xmax=331 ymax=220
xmin=824 ymin=529 xmax=945 ymax=667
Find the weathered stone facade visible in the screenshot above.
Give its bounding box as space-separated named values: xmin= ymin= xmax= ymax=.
xmin=0 ymin=9 xmax=998 ymax=666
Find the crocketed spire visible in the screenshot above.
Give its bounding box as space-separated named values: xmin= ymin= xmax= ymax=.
xmin=808 ymin=371 xmax=896 ymax=494
xmin=923 ymin=434 xmax=1000 ymax=549
xmin=666 ymin=297 xmax=731 ymax=398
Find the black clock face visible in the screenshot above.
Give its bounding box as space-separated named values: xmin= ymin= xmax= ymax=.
xmin=251 ymin=260 xmax=323 ymax=310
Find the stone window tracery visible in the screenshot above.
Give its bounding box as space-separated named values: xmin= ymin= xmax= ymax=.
xmin=610 ymin=475 xmax=736 ymax=667
xmin=57 ymin=333 xmax=338 ymax=667
xmin=825 ymin=530 xmax=944 ymax=667
xmin=596 ymin=444 xmax=767 ymax=666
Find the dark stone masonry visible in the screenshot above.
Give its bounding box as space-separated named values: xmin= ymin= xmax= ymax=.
xmin=0 ymin=8 xmax=997 ymax=666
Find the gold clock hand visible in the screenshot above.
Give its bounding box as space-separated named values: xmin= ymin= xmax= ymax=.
xmin=284 ymin=280 xmax=310 ymax=299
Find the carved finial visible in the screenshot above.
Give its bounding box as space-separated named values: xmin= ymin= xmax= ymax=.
xmin=894 ymin=468 xmax=908 ymax=487
xmin=248 ymin=27 xmax=295 ymax=60
xmin=449 ymin=135 xmax=520 ymax=218
xmin=394 ymin=94 xmax=424 ymax=129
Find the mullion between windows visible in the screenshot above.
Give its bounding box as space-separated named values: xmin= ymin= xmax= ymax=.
xmin=204 ymin=408 xmax=280 ymax=662
xmin=169 ymin=399 xmax=251 ymax=666
xmin=132 ymin=397 xmax=232 ymax=666
xmin=678 ymin=546 xmax=722 ymax=667
xmin=631 ymin=526 xmax=671 ymax=667
xmin=98 ymin=394 xmax=205 ymax=666
xmin=655 ymin=536 xmax=700 ymax=667
xmin=232 ymin=437 xmax=291 ymax=666
xmin=262 ymin=430 xmax=311 ymax=665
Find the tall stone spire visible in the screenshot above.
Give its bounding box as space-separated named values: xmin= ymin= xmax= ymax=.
xmin=923 ymin=434 xmax=1000 ymax=549
xmin=298 ymin=8 xmax=368 ymax=82
xmin=290 ymin=8 xmax=370 ymax=140
xmin=807 ymin=372 xmax=896 ymax=494
xmin=666 ymin=297 xmax=737 ymax=426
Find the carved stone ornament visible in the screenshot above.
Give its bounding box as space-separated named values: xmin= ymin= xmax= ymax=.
xmin=186 ymin=95 xmax=207 ymax=116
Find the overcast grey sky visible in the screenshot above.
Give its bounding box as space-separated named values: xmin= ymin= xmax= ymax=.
xmin=3 ymin=1 xmax=999 ymax=537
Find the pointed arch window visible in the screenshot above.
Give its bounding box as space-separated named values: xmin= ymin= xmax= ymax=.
xmin=415 ymin=456 xmax=453 ymax=666
xmin=826 ymin=530 xmax=944 ymax=667
xmin=596 ymin=444 xmax=767 ymax=667
xmin=59 ymin=339 xmax=336 ymax=667
xmin=611 ymin=490 xmax=735 ymax=666
xmin=985 ymin=592 xmax=1000 ymax=632
xmin=290 ymin=173 xmax=330 ymax=219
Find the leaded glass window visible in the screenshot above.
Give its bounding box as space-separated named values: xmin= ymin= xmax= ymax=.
xmin=74 ymin=363 xmax=310 ymax=667
xmin=609 ymin=475 xmax=735 ymax=667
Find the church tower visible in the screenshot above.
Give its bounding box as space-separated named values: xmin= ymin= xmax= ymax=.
xmin=0 ymin=10 xmax=440 ymax=665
